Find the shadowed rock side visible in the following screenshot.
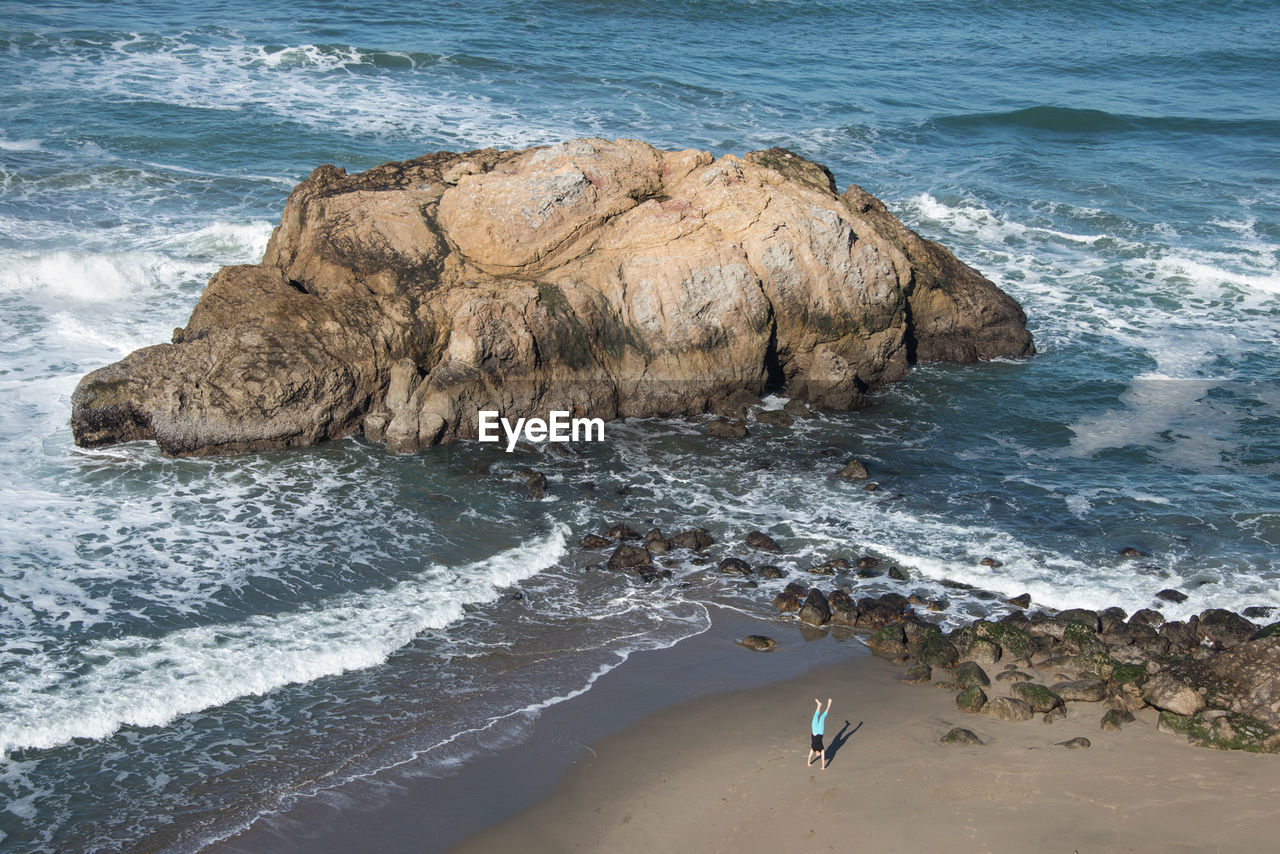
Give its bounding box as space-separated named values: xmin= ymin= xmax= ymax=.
xmin=71 ymin=139 xmax=1034 ymax=455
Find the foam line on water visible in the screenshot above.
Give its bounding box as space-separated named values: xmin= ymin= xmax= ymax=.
xmin=0 ymin=525 xmax=570 ymax=756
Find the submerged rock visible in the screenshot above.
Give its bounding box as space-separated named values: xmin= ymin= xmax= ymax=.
xmin=72 ymin=139 xmax=1033 ymax=456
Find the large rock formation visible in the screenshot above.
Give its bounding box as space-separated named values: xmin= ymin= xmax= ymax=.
xmin=71 ymin=139 xmax=1033 ymax=455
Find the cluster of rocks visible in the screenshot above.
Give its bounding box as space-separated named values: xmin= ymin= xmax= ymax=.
xmin=579 ymin=518 xmax=1280 ymax=756
xmin=580 ymin=522 xmax=720 ymax=583
xmin=780 ymin=580 xmax=1280 ymax=753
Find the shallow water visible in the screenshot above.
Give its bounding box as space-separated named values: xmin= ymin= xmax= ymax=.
xmin=1 ymin=1 xmax=1277 ymax=850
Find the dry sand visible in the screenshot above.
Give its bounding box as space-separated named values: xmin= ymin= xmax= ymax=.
xmin=453 ymin=650 xmax=1278 ymax=854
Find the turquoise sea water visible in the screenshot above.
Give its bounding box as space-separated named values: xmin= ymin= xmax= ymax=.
xmin=1 ymin=1 xmax=1278 ymax=850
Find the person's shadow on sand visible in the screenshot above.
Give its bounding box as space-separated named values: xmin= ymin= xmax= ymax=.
xmin=825 ymin=720 xmax=862 ymax=767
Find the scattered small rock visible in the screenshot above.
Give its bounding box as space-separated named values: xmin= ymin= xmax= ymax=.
xmin=1042 ymin=705 xmax=1067 ymax=724
xmin=740 ymin=635 xmax=776 ymax=652
xmin=1101 ymin=708 xmax=1135 ymax=731
xmin=606 ymin=544 xmax=653 ymax=571
xmin=1155 ymin=588 xmax=1188 ymax=604
xmin=995 ymin=670 xmax=1034 ymax=683
xmin=745 ymin=531 xmax=782 ymax=553
xmin=753 ymin=409 xmax=793 ymax=427
xmin=856 ymin=555 xmax=880 ymax=570
xmin=756 ymin=565 xmax=786 ymax=580
xmin=717 ymin=557 xmax=752 ymax=576
xmin=838 ymin=459 xmax=869 ymax=480
xmin=940 ymin=727 xmax=984 ymax=746
xmin=580 ymin=534 xmax=611 ymax=549
xmin=1056 ymin=736 xmax=1092 ymax=749
xmin=1119 ymin=547 xmax=1144 ymax=558
xmin=1005 ymin=593 xmax=1031 ymax=608
xmin=604 ymin=523 xmax=641 ymax=541
xmin=980 ymin=557 xmax=1004 ymax=568
xmin=887 ymin=566 xmax=908 ymax=581
xmin=862 ymin=482 xmax=879 ymax=492
xmin=671 ymin=528 xmax=714 ymax=550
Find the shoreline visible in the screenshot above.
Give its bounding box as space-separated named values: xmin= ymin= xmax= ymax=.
xmin=452 ymin=635 xmax=1277 ymax=854
xmin=207 ymin=592 xmax=1280 ymax=854
xmin=206 ymin=607 xmax=873 ymax=854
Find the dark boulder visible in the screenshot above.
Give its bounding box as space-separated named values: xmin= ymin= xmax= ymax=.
xmin=604 ymin=523 xmax=641 ymax=541
xmin=606 ymin=544 xmax=653 ymax=571
xmin=865 ymin=622 xmax=907 ymax=655
xmin=1155 ymin=588 xmax=1188 ymax=604
xmin=745 ymin=531 xmax=782 ymax=553
xmin=1195 ymin=609 xmax=1256 ymax=650
xmin=1159 ymin=620 xmax=1198 ymax=652
xmin=798 ymin=589 xmax=832 ymax=626
xmin=1129 ymin=608 xmax=1165 ymax=628
xmin=671 ymin=528 xmax=714 ymax=551
xmin=856 ymin=597 xmax=902 ymax=628
xmin=1057 ymin=609 xmax=1101 ymax=631
xmin=1005 ymin=593 xmax=1031 ymax=609
xmin=827 ymin=589 xmax=858 ymax=626
xmin=580 ymin=533 xmax=611 ymax=549
xmin=717 ymin=557 xmax=752 ymax=576
xmin=756 ymin=565 xmax=786 ymax=580
xmin=773 ymin=582 xmax=807 ymax=614
xmin=518 ymin=469 xmax=548 ymax=499
xmin=912 ymin=628 xmax=960 ymax=668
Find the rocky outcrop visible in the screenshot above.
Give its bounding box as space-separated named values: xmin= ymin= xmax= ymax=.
xmin=72 ymin=139 xmax=1033 ymax=455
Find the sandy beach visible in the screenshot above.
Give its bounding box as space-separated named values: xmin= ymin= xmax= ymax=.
xmin=453 ymin=629 xmax=1278 ymax=854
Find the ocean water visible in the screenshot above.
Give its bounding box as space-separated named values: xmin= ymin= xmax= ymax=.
xmin=2 ymin=1 xmax=1278 ymax=850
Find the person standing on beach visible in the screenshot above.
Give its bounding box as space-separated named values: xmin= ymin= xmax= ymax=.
xmin=808 ymin=697 xmax=832 ymax=770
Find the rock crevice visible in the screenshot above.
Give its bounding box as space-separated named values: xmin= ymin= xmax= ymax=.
xmin=72 ymin=139 xmax=1034 ymax=455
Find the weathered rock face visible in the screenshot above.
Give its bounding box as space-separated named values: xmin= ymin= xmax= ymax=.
xmin=71 ymin=139 xmax=1034 ymax=455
